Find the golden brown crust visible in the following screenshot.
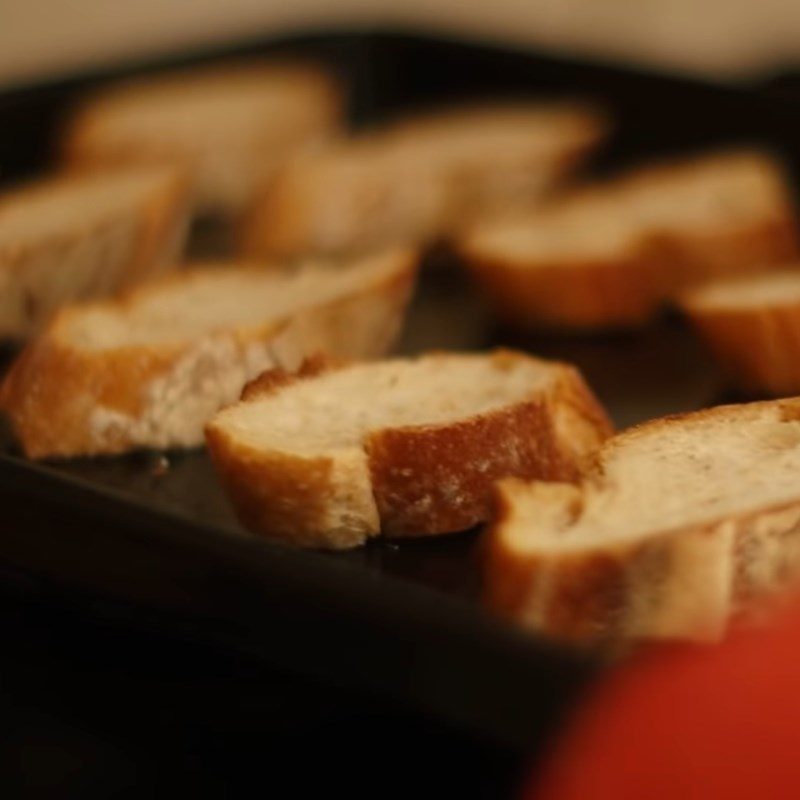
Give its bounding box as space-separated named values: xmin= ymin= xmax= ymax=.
xmin=207 ymin=436 xmax=333 ymax=540
xmin=367 ymin=399 xmax=565 ymax=538
xmin=205 ymin=350 xmax=613 ymax=549
xmin=205 ymin=429 xmax=375 ymax=550
xmin=682 ymin=295 xmax=800 ymax=396
xmin=1 ymin=250 xmax=418 ymax=459
xmin=536 ymin=551 xmax=629 ymax=642
xmin=462 ymin=249 xmax=663 ymax=330
xmin=0 ymin=335 xmax=180 ymax=458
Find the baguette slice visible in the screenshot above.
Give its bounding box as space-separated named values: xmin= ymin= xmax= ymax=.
xmin=681 ymin=267 xmax=800 ymax=395
xmin=460 ymin=150 xmax=798 ymax=330
xmin=205 ymin=350 xmax=612 ymax=550
xmin=242 ymin=103 xmax=606 ymax=258
xmin=63 ymin=61 xmax=342 ymax=215
xmin=242 ymin=137 xmax=453 ymax=259
xmin=487 ymin=399 xmax=800 ymax=643
xmin=1 ymin=248 xmax=417 ymax=459
xmin=382 ymin=103 xmax=608 ymax=224
xmin=459 ymin=189 xmax=658 ymax=329
xmin=0 ymin=166 xmax=189 ymax=338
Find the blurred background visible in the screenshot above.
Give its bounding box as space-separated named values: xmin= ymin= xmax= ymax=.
xmin=2 ymin=0 xmax=799 ymax=88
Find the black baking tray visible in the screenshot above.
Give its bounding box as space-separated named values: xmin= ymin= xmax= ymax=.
xmin=1 ymin=28 xmax=799 ymax=749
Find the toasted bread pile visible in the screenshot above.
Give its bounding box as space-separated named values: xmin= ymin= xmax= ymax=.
xmin=4 ymin=52 xmax=800 ymax=647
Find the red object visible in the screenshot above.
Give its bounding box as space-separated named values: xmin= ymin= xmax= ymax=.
xmin=529 ymin=605 xmax=800 ymax=800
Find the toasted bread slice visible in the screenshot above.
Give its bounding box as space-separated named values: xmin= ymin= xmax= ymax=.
xmin=63 ymin=61 xmax=342 ymax=215
xmin=242 ymin=137 xmax=452 ymax=259
xmin=487 ymin=399 xmax=800 ymax=643
xmin=458 ymin=188 xmax=656 ymax=329
xmin=460 ymin=150 xmax=798 ymax=330
xmin=681 ymin=267 xmax=800 ymax=395
xmin=0 ymin=166 xmax=189 ymax=338
xmin=1 ymin=248 xmax=417 ymax=459
xmin=241 ymin=103 xmax=606 ymax=258
xmin=205 ymin=350 xmax=612 ymax=550
xmin=382 ymin=103 xmax=608 ymax=223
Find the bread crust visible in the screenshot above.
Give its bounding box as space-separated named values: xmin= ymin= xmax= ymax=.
xmin=485 ymin=399 xmax=800 ymax=642
xmin=462 ymin=249 xmax=663 ymax=330
xmin=1 ymin=249 xmax=418 ymax=458
xmin=367 ymin=400 xmax=567 ymax=538
xmin=205 ymin=350 xmax=613 ymax=549
xmin=204 ymin=431 xmax=380 ymax=550
xmin=682 ymin=287 xmax=800 ymax=395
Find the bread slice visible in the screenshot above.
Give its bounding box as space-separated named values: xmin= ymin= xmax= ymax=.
xmin=242 ymin=137 xmax=453 ymax=259
xmin=205 ymin=350 xmax=613 ymax=550
xmin=241 ymin=102 xmax=606 ymax=258
xmin=681 ymin=267 xmax=800 ymax=395
xmin=459 ymin=150 xmax=798 ymax=330
xmin=459 ymin=188 xmax=657 ymax=329
xmin=1 ymin=248 xmax=417 ymax=459
xmin=382 ymin=103 xmax=608 ymax=224
xmin=486 ymin=399 xmax=800 ymax=643
xmin=0 ymin=166 xmax=189 ymax=339
xmin=62 ymin=61 xmax=342 ymax=216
